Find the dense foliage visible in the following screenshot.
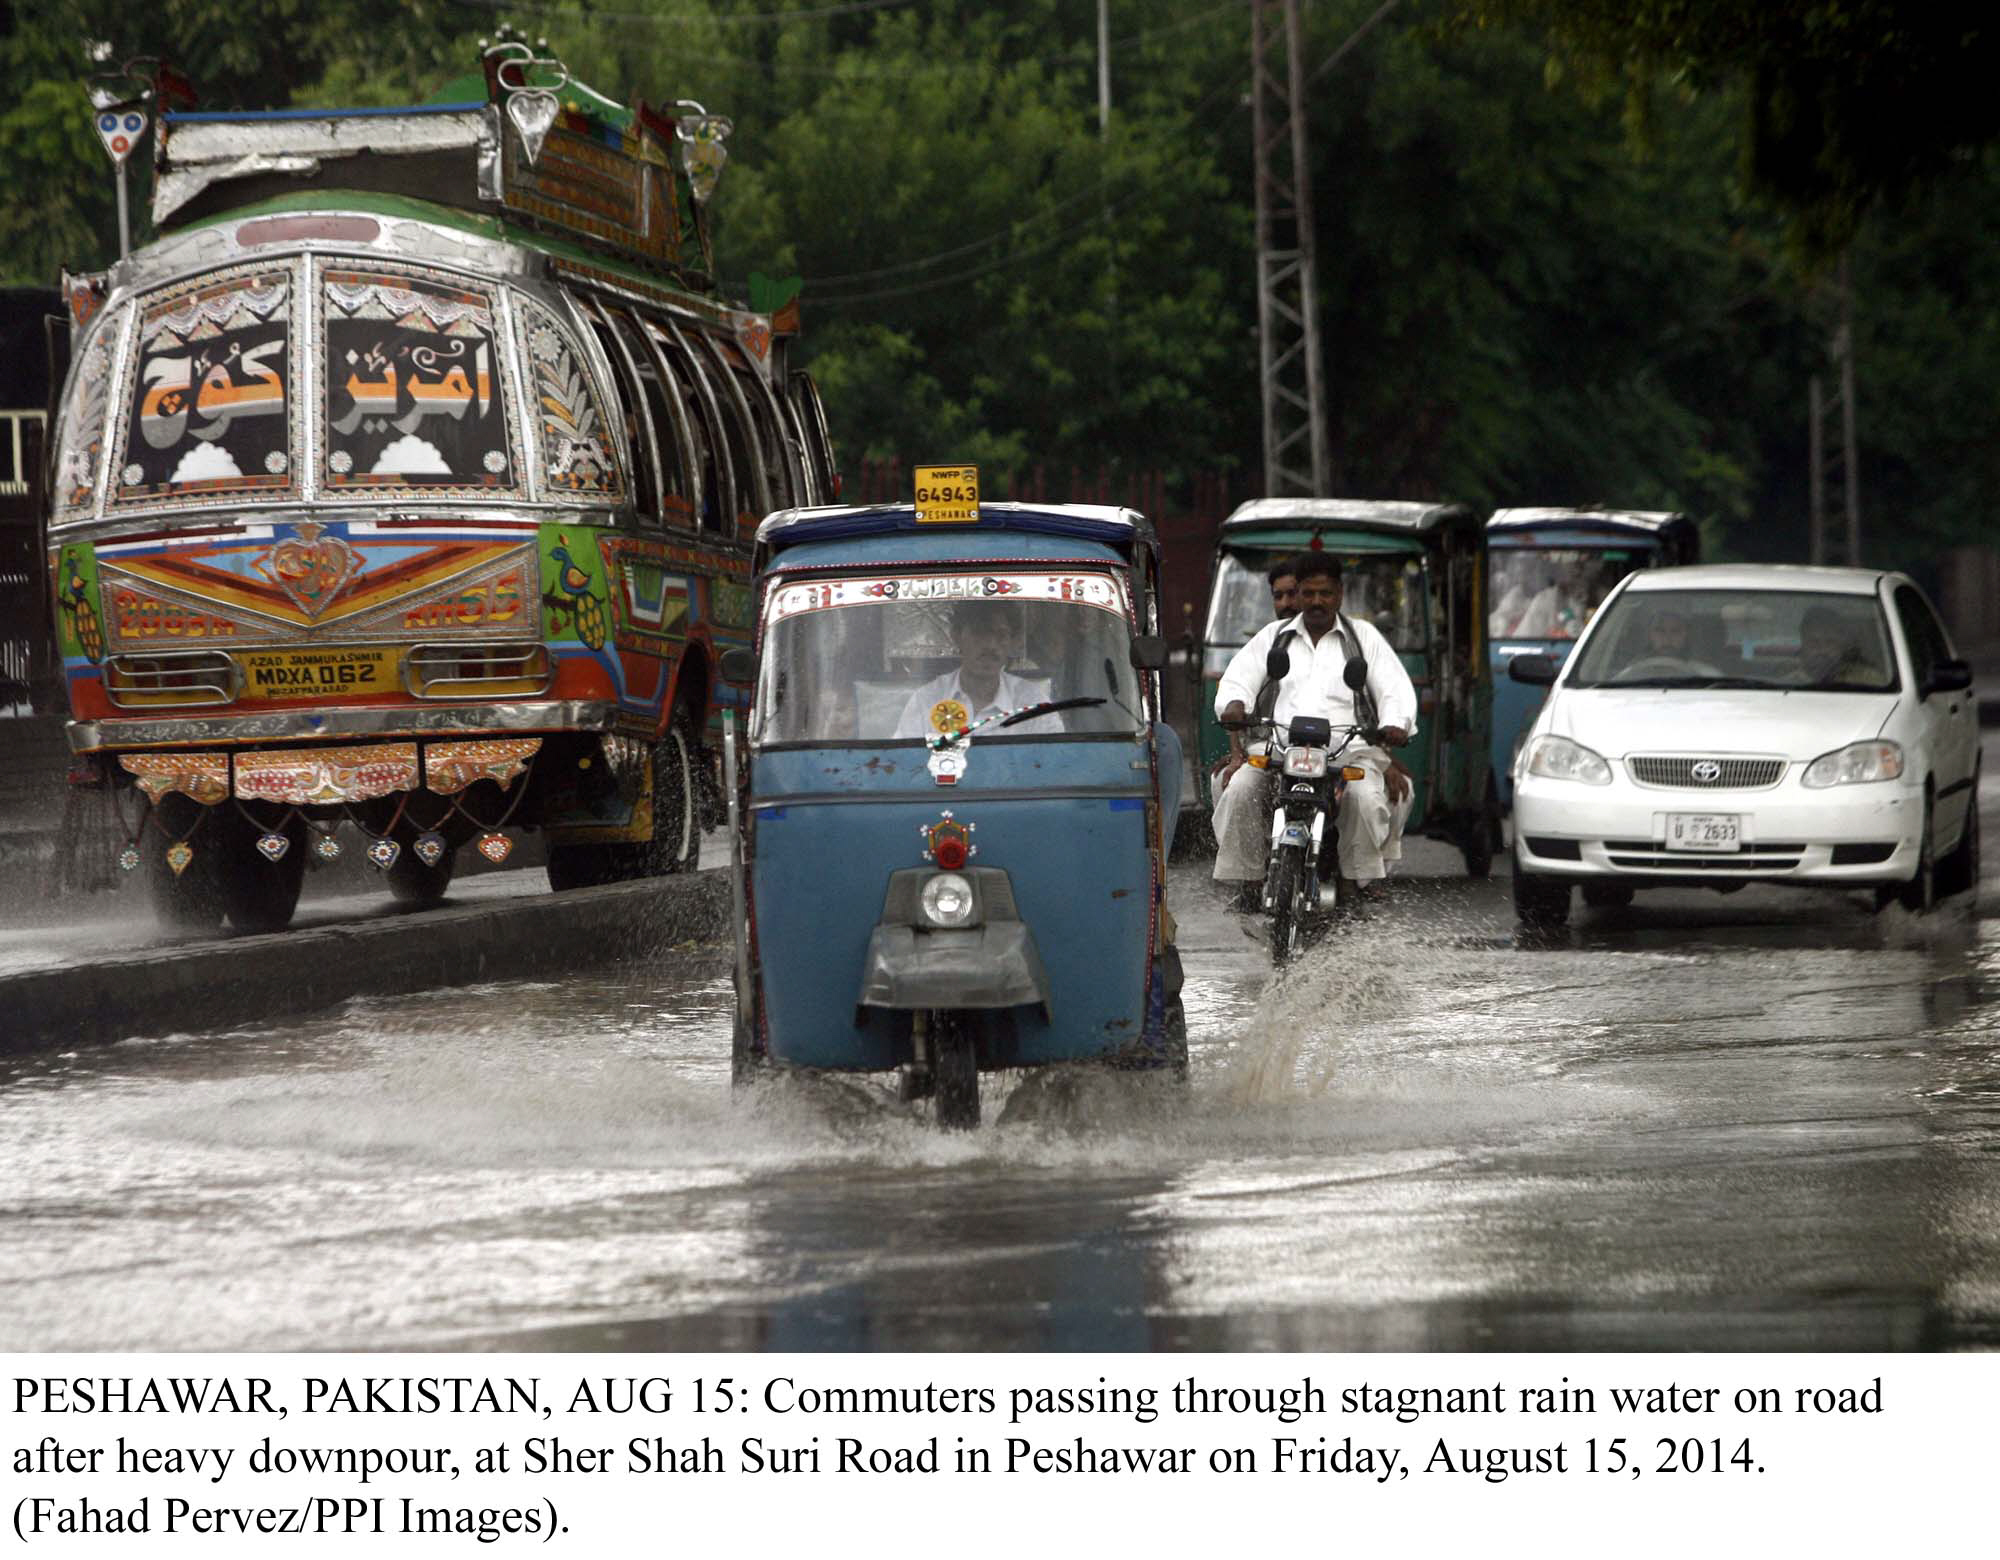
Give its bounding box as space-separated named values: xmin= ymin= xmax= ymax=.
xmin=1 ymin=0 xmax=1991 ymax=579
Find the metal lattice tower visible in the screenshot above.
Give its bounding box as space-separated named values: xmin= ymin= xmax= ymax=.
xmin=1250 ymin=0 xmax=1328 ymax=497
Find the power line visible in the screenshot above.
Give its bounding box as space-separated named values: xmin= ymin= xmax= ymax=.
xmin=1309 ymin=0 xmax=1403 ymax=82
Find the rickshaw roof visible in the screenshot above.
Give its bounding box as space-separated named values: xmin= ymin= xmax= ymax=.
xmin=1487 ymin=507 xmax=1693 ymax=545
xmin=756 ymin=503 xmax=1156 ymax=554
xmin=1220 ymin=499 xmax=1478 ymax=552
xmin=1222 ymin=498 xmax=1475 ymax=532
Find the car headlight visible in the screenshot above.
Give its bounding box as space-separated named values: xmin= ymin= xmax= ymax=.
xmin=1802 ymin=740 xmax=1904 ymax=788
xmin=1521 ymin=734 xmax=1612 ymax=786
xmin=1283 ymin=747 xmax=1327 ymax=778
xmin=918 ymin=872 xmax=978 ymax=927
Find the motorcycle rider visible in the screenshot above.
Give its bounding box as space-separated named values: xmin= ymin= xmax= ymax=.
xmin=1211 ymin=551 xmax=1417 ymax=909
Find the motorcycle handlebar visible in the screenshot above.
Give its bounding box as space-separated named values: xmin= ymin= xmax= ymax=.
xmin=1222 ymin=716 xmax=1379 ymax=747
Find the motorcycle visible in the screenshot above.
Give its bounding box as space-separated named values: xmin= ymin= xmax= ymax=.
xmin=1222 ymin=656 xmax=1377 ymax=964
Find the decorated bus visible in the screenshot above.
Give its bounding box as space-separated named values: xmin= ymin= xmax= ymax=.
xmin=45 ymin=46 xmax=837 ymax=931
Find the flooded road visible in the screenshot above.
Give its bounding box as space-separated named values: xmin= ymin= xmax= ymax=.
xmin=5 ymin=767 xmax=1999 ymax=1352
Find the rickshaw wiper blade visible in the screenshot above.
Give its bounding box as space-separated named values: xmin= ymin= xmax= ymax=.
xmin=996 ymin=696 xmax=1104 ymax=728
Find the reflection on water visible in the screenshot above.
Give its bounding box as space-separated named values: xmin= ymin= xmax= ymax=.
xmin=3 ymin=869 xmax=2000 ymax=1352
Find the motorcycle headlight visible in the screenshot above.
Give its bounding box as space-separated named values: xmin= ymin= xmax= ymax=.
xmin=1802 ymin=740 xmax=1904 ymax=788
xmin=1522 ymin=734 xmax=1612 ymax=786
xmin=1283 ymin=747 xmax=1327 ymax=778
xmin=918 ymin=872 xmax=978 ymax=927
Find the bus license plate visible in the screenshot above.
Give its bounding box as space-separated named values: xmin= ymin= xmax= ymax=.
xmin=1665 ymin=813 xmax=1741 ymax=852
xmin=238 ymin=646 xmax=400 ymax=701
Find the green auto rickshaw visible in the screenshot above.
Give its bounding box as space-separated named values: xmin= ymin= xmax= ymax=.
xmin=1191 ymin=498 xmax=1501 ymax=874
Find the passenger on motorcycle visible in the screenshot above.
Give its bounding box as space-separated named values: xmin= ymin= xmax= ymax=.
xmin=1211 ymin=551 xmax=1417 ymax=905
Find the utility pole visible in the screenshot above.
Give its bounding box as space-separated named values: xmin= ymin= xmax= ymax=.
xmin=1097 ymin=0 xmax=1111 ymax=137
xmin=1250 ymin=0 xmax=1329 ymax=497
xmin=1807 ymin=255 xmax=1860 ymax=565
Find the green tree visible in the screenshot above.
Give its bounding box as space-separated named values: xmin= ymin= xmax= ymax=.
xmin=1444 ymin=1 xmax=2000 ymax=256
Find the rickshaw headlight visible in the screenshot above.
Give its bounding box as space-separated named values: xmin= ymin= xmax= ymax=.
xmin=919 ymin=872 xmax=978 ymax=927
xmin=1283 ymin=747 xmax=1327 ymax=778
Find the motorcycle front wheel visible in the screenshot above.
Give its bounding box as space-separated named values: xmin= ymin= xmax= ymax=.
xmin=1268 ymin=844 xmax=1307 ymax=965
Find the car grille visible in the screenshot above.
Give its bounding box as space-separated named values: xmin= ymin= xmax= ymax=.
xmin=1628 ymin=755 xmax=1787 ymax=789
xmin=1604 ymin=841 xmax=1807 ymax=871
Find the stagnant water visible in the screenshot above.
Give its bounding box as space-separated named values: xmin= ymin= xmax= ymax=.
xmin=6 ymin=846 xmax=1999 ymax=1351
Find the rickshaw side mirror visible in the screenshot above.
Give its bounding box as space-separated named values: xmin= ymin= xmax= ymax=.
xmin=1128 ymin=634 xmax=1168 ymax=672
xmin=1265 ymin=646 xmax=1291 ymax=682
xmin=720 ymin=647 xmax=757 ymax=684
xmin=1342 ymin=655 xmax=1368 ymax=690
xmin=1508 ymin=653 xmax=1559 ymax=686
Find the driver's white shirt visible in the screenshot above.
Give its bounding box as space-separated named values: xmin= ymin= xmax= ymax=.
xmin=1214 ymin=613 xmax=1418 ymax=736
xmin=895 ymin=668 xmax=1051 ymax=737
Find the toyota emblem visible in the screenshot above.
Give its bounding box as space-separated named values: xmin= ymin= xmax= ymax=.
xmin=1690 ymin=759 xmax=1723 ymax=783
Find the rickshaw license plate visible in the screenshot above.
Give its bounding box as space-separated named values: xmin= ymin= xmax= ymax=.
xmin=237 ymin=646 xmax=400 ymax=700
xmin=1665 ymin=813 xmax=1741 ymax=852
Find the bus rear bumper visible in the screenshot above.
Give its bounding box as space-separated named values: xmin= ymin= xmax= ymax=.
xmin=67 ymin=699 xmax=621 ymax=754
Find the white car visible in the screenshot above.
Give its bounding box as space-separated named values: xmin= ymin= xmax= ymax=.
xmin=1508 ymin=564 xmax=1980 ymax=925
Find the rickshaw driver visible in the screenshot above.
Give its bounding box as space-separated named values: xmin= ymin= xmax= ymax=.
xmin=1212 ymin=552 xmax=1418 ymax=908
xmin=894 ymin=599 xmax=1052 ymax=737
xmin=1214 ymin=555 xmax=1305 ymax=790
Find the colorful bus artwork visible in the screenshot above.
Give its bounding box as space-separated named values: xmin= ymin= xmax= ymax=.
xmin=44 ymin=45 xmax=837 ymax=931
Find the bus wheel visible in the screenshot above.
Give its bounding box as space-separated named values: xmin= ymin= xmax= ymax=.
xmin=931 ymin=1011 xmax=980 ymax=1130
xmin=385 ymin=826 xmax=456 ymax=907
xmin=652 ymin=711 xmax=699 ymax=874
xmin=143 ymin=795 xmax=227 ymax=933
xmin=544 ymin=714 xmax=700 ymax=889
xmin=215 ymin=808 xmax=308 ymax=934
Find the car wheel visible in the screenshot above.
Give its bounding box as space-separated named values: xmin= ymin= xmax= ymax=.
xmin=1512 ymin=865 xmax=1570 ymax=928
xmin=1581 ymin=881 xmax=1635 ymax=909
xmin=1937 ymin=779 xmax=1981 ymax=900
xmin=1899 ymin=792 xmax=1936 ymax=914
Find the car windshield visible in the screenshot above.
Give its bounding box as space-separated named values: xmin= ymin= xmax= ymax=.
xmin=752 ymin=568 xmax=1146 ymax=744
xmin=1205 ymin=550 xmax=1425 ymax=650
xmin=1566 ymin=589 xmax=1898 ymax=692
xmin=1488 ymin=548 xmax=1642 ymax=641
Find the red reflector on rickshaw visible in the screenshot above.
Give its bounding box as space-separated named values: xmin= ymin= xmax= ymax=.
xmin=933 ymin=837 xmax=969 ymax=870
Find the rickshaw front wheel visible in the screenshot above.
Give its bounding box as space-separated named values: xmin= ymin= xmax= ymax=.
xmin=1460 ymin=772 xmax=1503 ymax=879
xmin=931 ymin=1011 xmax=980 ymax=1130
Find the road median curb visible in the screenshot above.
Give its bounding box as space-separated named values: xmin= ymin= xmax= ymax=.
xmin=2 ymin=871 xmax=730 ymax=1055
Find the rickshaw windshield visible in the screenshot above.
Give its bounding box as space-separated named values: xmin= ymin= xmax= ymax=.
xmin=1207 ymin=551 xmax=1426 ymax=650
xmin=753 ymin=569 xmax=1145 ymax=744
xmin=1488 ymin=548 xmax=1640 ymax=641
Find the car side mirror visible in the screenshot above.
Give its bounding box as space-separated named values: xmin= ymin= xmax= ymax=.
xmin=720 ymin=646 xmax=757 ymax=684
xmin=1128 ymin=633 xmax=1167 ymax=672
xmin=1508 ymin=653 xmax=1559 ymax=686
xmin=1342 ymin=655 xmax=1368 ymax=690
xmin=1926 ymin=658 xmax=1973 ymax=696
xmin=1265 ymin=646 xmax=1291 ymax=681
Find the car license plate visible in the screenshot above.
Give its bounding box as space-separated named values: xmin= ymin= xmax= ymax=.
xmin=1665 ymin=813 xmax=1741 ymax=852
xmin=237 ymin=646 xmax=400 ymax=701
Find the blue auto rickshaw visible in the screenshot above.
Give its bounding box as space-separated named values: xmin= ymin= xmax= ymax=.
xmin=1487 ymin=508 xmax=1699 ymax=805
xmin=721 ymin=500 xmax=1184 ymax=1128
